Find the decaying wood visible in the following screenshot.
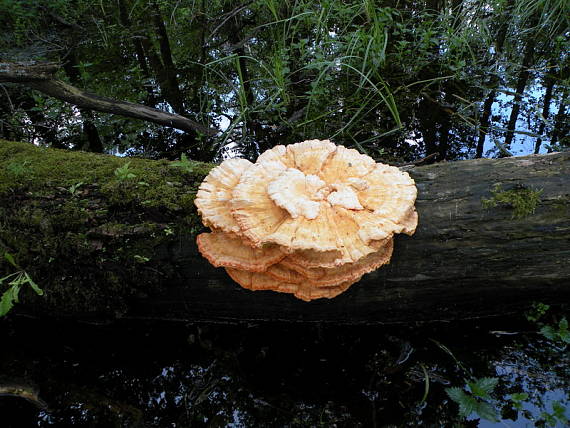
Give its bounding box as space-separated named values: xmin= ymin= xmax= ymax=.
xmin=134 ymin=153 xmax=570 ymax=324
xmin=1 ymin=141 xmax=569 ymax=324
xmin=0 ymin=62 xmax=217 ymax=136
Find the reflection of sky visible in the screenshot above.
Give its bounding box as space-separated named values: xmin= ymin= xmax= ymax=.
xmin=477 ymin=388 xmax=569 ymax=428
xmin=483 ymin=83 xmax=559 ymax=158
xmin=474 ymin=339 xmax=569 ymax=427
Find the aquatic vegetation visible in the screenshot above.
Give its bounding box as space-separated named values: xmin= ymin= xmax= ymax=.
xmin=446 ymin=377 xmax=499 ymax=422
xmin=540 ymin=318 xmax=570 ymax=349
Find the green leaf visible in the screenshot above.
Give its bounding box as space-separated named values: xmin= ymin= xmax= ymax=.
xmin=0 ymin=284 xmax=21 ymax=317
xmin=552 ymin=401 xmax=568 ymax=421
xmin=446 ymin=387 xmax=466 ymax=404
xmin=10 ymin=283 xmax=21 ymax=303
xmin=114 ymin=162 xmax=137 ymax=180
xmin=540 ymin=318 xmax=570 ymax=344
xmin=0 ymin=290 xmax=15 ymax=316
xmin=541 ymin=411 xmax=557 ymax=427
xmin=458 ymin=395 xmax=479 ymax=418
xmin=25 ymin=273 xmax=44 ymax=296
xmin=475 ymin=401 xmax=500 ymax=422
xmin=510 ymin=392 xmax=529 ymax=402
xmin=468 ymin=377 xmax=498 ymax=398
xmin=558 ymin=320 xmax=570 ymax=344
xmin=540 ymin=325 xmax=557 ymax=340
xmin=4 ymin=252 xmax=18 ymax=268
xmin=0 ymin=272 xmax=20 ymax=283
xmin=170 ymin=154 xmax=195 ymax=174
xmin=446 ymin=387 xmax=478 ymax=418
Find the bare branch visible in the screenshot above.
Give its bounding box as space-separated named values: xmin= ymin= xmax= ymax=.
xmin=0 ymin=62 xmax=218 ymax=136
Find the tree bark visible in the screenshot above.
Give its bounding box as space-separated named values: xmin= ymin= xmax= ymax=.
xmin=1 ymin=141 xmax=568 ymax=324
xmin=0 ymin=62 xmax=217 ymax=136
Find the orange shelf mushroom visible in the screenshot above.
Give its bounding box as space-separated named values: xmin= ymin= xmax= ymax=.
xmin=194 ymin=140 xmax=418 ymax=301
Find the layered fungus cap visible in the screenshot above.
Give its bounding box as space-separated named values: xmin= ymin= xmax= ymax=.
xmin=194 ymin=139 xmax=418 ymax=301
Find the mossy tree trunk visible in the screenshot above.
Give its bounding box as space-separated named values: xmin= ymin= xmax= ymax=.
xmin=1 ymin=140 xmax=569 ymax=324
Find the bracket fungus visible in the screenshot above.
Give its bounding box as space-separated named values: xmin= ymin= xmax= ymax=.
xmin=194 ymin=139 xmax=418 ymax=301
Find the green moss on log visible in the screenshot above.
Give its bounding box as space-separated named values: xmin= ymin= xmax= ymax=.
xmin=482 ymin=184 xmax=542 ymax=219
xmin=0 ymin=140 xmax=213 ymax=317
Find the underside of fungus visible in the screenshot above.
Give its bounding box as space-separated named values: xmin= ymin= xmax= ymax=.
xmin=194 ymin=139 xmax=418 ymax=301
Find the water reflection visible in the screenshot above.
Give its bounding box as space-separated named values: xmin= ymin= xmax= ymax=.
xmin=0 ymin=313 xmax=568 ymax=427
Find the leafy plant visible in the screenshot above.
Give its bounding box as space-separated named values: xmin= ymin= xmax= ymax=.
xmin=7 ymin=160 xmax=31 ymax=177
xmin=540 ymin=318 xmax=570 ymax=348
xmin=509 ymin=392 xmax=529 ymax=411
xmin=114 ymin=162 xmax=137 ymax=181
xmin=526 ymin=302 xmax=550 ymax=322
xmin=526 ymin=302 xmax=569 ymax=349
xmin=446 ymin=377 xmax=499 ymax=422
xmin=1 ymin=252 xmax=44 ymax=317
xmin=170 ymin=154 xmax=195 ymax=174
xmin=540 ymin=401 xmax=569 ymax=427
xmin=133 ymin=255 xmax=150 ymax=263
xmin=68 ymin=181 xmax=84 ymax=196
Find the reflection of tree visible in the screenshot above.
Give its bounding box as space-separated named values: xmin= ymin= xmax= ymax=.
xmin=0 ymin=0 xmax=568 ymax=161
xmin=1 ymin=318 xmax=569 ymax=426
xmin=534 ymin=70 xmax=555 ymax=154
xmin=551 ymin=87 xmax=569 ymax=149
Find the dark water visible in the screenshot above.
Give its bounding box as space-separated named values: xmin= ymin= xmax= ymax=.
xmin=0 ymin=309 xmax=568 ymax=427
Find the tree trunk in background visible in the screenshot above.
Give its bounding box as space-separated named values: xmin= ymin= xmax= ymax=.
xmin=139 ymin=27 xmax=185 ymax=115
xmin=550 ymin=87 xmax=568 ymax=148
xmin=476 ymin=89 xmax=496 ymax=158
xmin=534 ymin=74 xmax=555 ymax=154
xmin=130 ymin=1 xmax=187 ymax=116
xmin=117 ymin=0 xmax=155 ymax=105
xmin=503 ymin=38 xmax=535 ymax=154
xmin=418 ymin=97 xmax=439 ymax=156
xmin=494 ymin=0 xmax=515 ymax=54
xmin=475 ymin=0 xmax=514 ymax=158
xmin=1 ymin=141 xmax=569 ymax=324
xmin=150 ymin=1 xmax=186 ymax=115
xmin=437 ymin=90 xmax=454 ymax=159
xmin=63 ymin=53 xmax=104 ymax=153
xmin=229 ymin=16 xmax=263 ymax=159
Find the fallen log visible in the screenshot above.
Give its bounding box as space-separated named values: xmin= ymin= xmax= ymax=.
xmin=1 ymin=140 xmax=569 ymax=323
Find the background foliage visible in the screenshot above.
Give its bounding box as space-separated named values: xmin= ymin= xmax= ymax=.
xmin=0 ymin=0 xmax=568 ymax=162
